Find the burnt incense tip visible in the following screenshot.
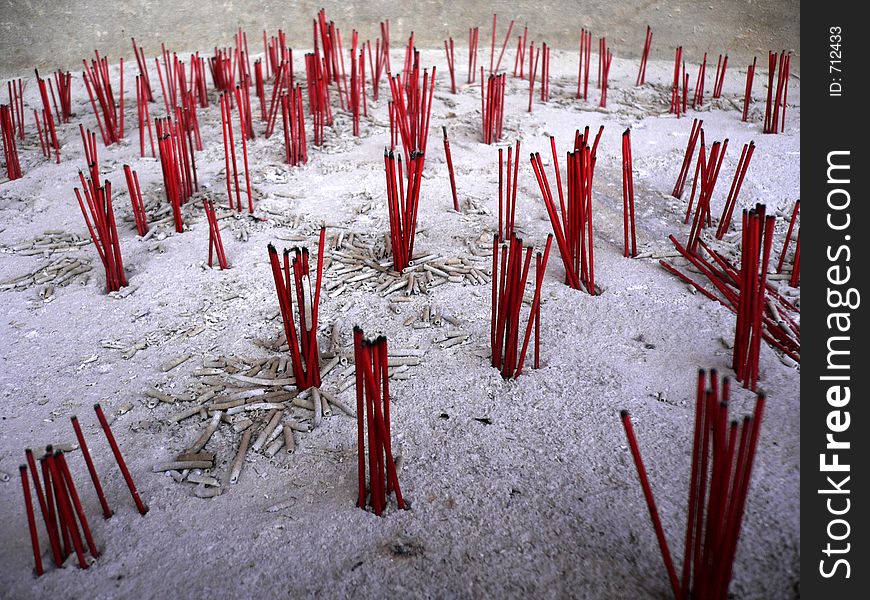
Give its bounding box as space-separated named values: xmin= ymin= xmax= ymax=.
xmin=93 ymin=403 xmax=102 ymax=411
xmin=70 ymin=415 xmax=79 ymax=423
xmin=353 ymin=325 xmax=363 ymax=334
xmin=267 ymin=243 xmax=276 ymax=253
xmin=620 ymin=409 xmax=630 ymax=418
xmin=45 ymin=444 xmax=53 ymax=454
xmin=20 ymin=464 xmax=27 ymax=472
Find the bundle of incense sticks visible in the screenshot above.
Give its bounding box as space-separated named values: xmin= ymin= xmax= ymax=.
xmin=79 ymin=125 xmax=100 ymax=183
xmin=74 ymin=176 xmax=126 ymax=292
xmin=384 ymin=150 xmax=425 ymax=271
xmin=763 ymin=51 xmax=791 ymax=134
xmin=353 ymin=328 xmax=405 ymax=516
xmin=315 ymin=9 xmax=349 ymax=109
xmin=6 ymin=78 xmax=25 ymax=138
xmin=599 ymin=43 xmax=613 ymax=108
xmin=267 ymin=228 xmax=326 ymax=391
xmin=692 ymin=53 xmax=708 ymax=108
xmin=219 ymin=92 xmax=253 ymax=213
xmin=281 ymin=84 xmax=308 ymax=166
xmin=672 ymin=119 xmax=703 ymax=199
xmin=208 ymin=47 xmax=237 ymax=96
xmin=733 ymin=206 xmax=775 ymax=389
xmin=34 ymin=71 xmax=61 ymax=162
xmin=444 ymin=37 xmax=456 ymax=93
xmin=1 ymin=105 xmax=22 ymax=180
xmin=467 ymin=26 xmax=480 ymax=84
xmin=636 ymin=26 xmax=652 ymax=86
xmin=539 ymin=43 xmax=551 ymax=102
xmin=266 ymin=58 xmax=298 ymax=138
xmin=712 ymin=54 xmax=728 ymax=98
xmin=742 ymin=57 xmax=757 ymax=122
xmin=490 ymin=15 xmax=514 ymax=76
xmin=530 ymin=127 xmax=604 ymax=294
xmin=621 ymin=370 xmax=766 ymax=599
xmin=685 ymin=138 xmax=728 ymax=252
xmin=49 ymin=71 xmax=72 ymax=124
xmin=130 ymin=38 xmax=153 ymax=102
xmin=660 ymin=210 xmax=800 ymax=367
xmin=716 ymin=141 xmax=755 ymax=238
xmin=304 ymin=52 xmax=333 ymax=146
xmin=203 ymin=200 xmax=228 ymax=269
xmin=82 ymin=52 xmax=124 ymax=146
xmin=481 ymin=71 xmax=506 ymax=144
xmin=670 ymin=47 xmax=684 ymax=115
xmin=776 ymin=200 xmax=800 ymax=277
xmin=156 ymin=115 xmax=197 ymax=232
xmin=387 ymin=55 xmax=436 ymax=162
xmin=577 ymin=29 xmax=592 ymax=100
xmin=490 ymin=233 xmax=553 ymax=379
xmin=20 ymin=404 xmax=147 ymax=575
xmin=368 ymin=21 xmax=390 ymax=101
xmin=442 ymin=127 xmax=460 ymax=212
xmin=621 ymin=129 xmax=637 ymax=257
xmin=122 ymin=165 xmax=149 ymax=236
xmin=512 ymin=26 xmax=528 ymax=79
xmin=497 ymin=140 xmax=521 ymax=241
xmin=135 ymin=76 xmax=156 ymax=158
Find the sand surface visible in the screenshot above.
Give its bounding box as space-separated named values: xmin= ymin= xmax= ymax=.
xmin=1 ymin=44 xmax=799 ymax=599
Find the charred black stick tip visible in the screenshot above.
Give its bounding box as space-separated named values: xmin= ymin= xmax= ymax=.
xmin=442 ymin=126 xmax=447 ymax=137
xmin=620 ymin=409 xmax=630 ymax=419
xmin=353 ymin=325 xmax=363 ymax=334
xmin=267 ymin=243 xmax=277 ymax=254
xmin=20 ymin=464 xmax=27 ymax=473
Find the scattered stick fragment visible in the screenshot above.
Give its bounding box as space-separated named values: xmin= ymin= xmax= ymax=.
xmin=354 ymin=329 xmax=405 ymax=515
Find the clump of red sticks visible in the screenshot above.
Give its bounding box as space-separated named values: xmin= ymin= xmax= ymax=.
xmin=82 ymin=52 xmax=124 ymax=146
xmin=481 ymin=71 xmax=506 ymax=144
xmin=267 ymin=227 xmax=326 ymax=391
xmin=74 ymin=172 xmax=126 ymax=293
xmin=387 ymin=54 xmax=435 ymax=161
xmin=621 ymin=370 xmax=766 ymax=600
xmin=19 ymin=404 xmax=147 ymax=576
xmin=530 ymin=127 xmax=603 ymax=294
xmin=384 ymin=149 xmax=425 ymax=271
xmin=156 ymin=115 xmax=198 ymax=232
xmin=122 ymin=164 xmax=149 ymax=236
xmin=1 ymin=103 xmax=22 ymax=180
xmin=353 ymin=328 xmax=405 ymax=516
xmin=661 ymin=204 xmax=800 ymax=388
xmin=635 ymin=26 xmax=652 ymax=86
xmin=204 ymin=200 xmax=228 ymax=269
xmin=763 ymin=51 xmax=791 ymax=134
xmin=497 ymin=140 xmax=521 ymax=241
xmin=219 ymin=91 xmax=253 ymax=213
xmin=490 ymin=233 xmax=553 ymax=379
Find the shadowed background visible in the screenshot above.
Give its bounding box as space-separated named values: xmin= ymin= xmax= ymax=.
xmin=1 ymin=0 xmax=799 ymax=78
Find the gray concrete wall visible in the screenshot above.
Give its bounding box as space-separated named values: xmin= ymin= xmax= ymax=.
xmin=1 ymin=1 xmax=799 ymax=78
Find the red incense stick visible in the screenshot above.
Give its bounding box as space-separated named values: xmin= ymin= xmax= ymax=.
xmin=622 ymin=129 xmax=637 ymax=257
xmin=442 ymin=127 xmax=460 ymax=211
xmin=70 ymin=416 xmax=113 ymax=519
xmin=20 ymin=465 xmax=44 ymax=576
xmin=94 ymin=403 xmax=148 ymax=515
xmin=636 ymin=26 xmax=652 ymax=86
